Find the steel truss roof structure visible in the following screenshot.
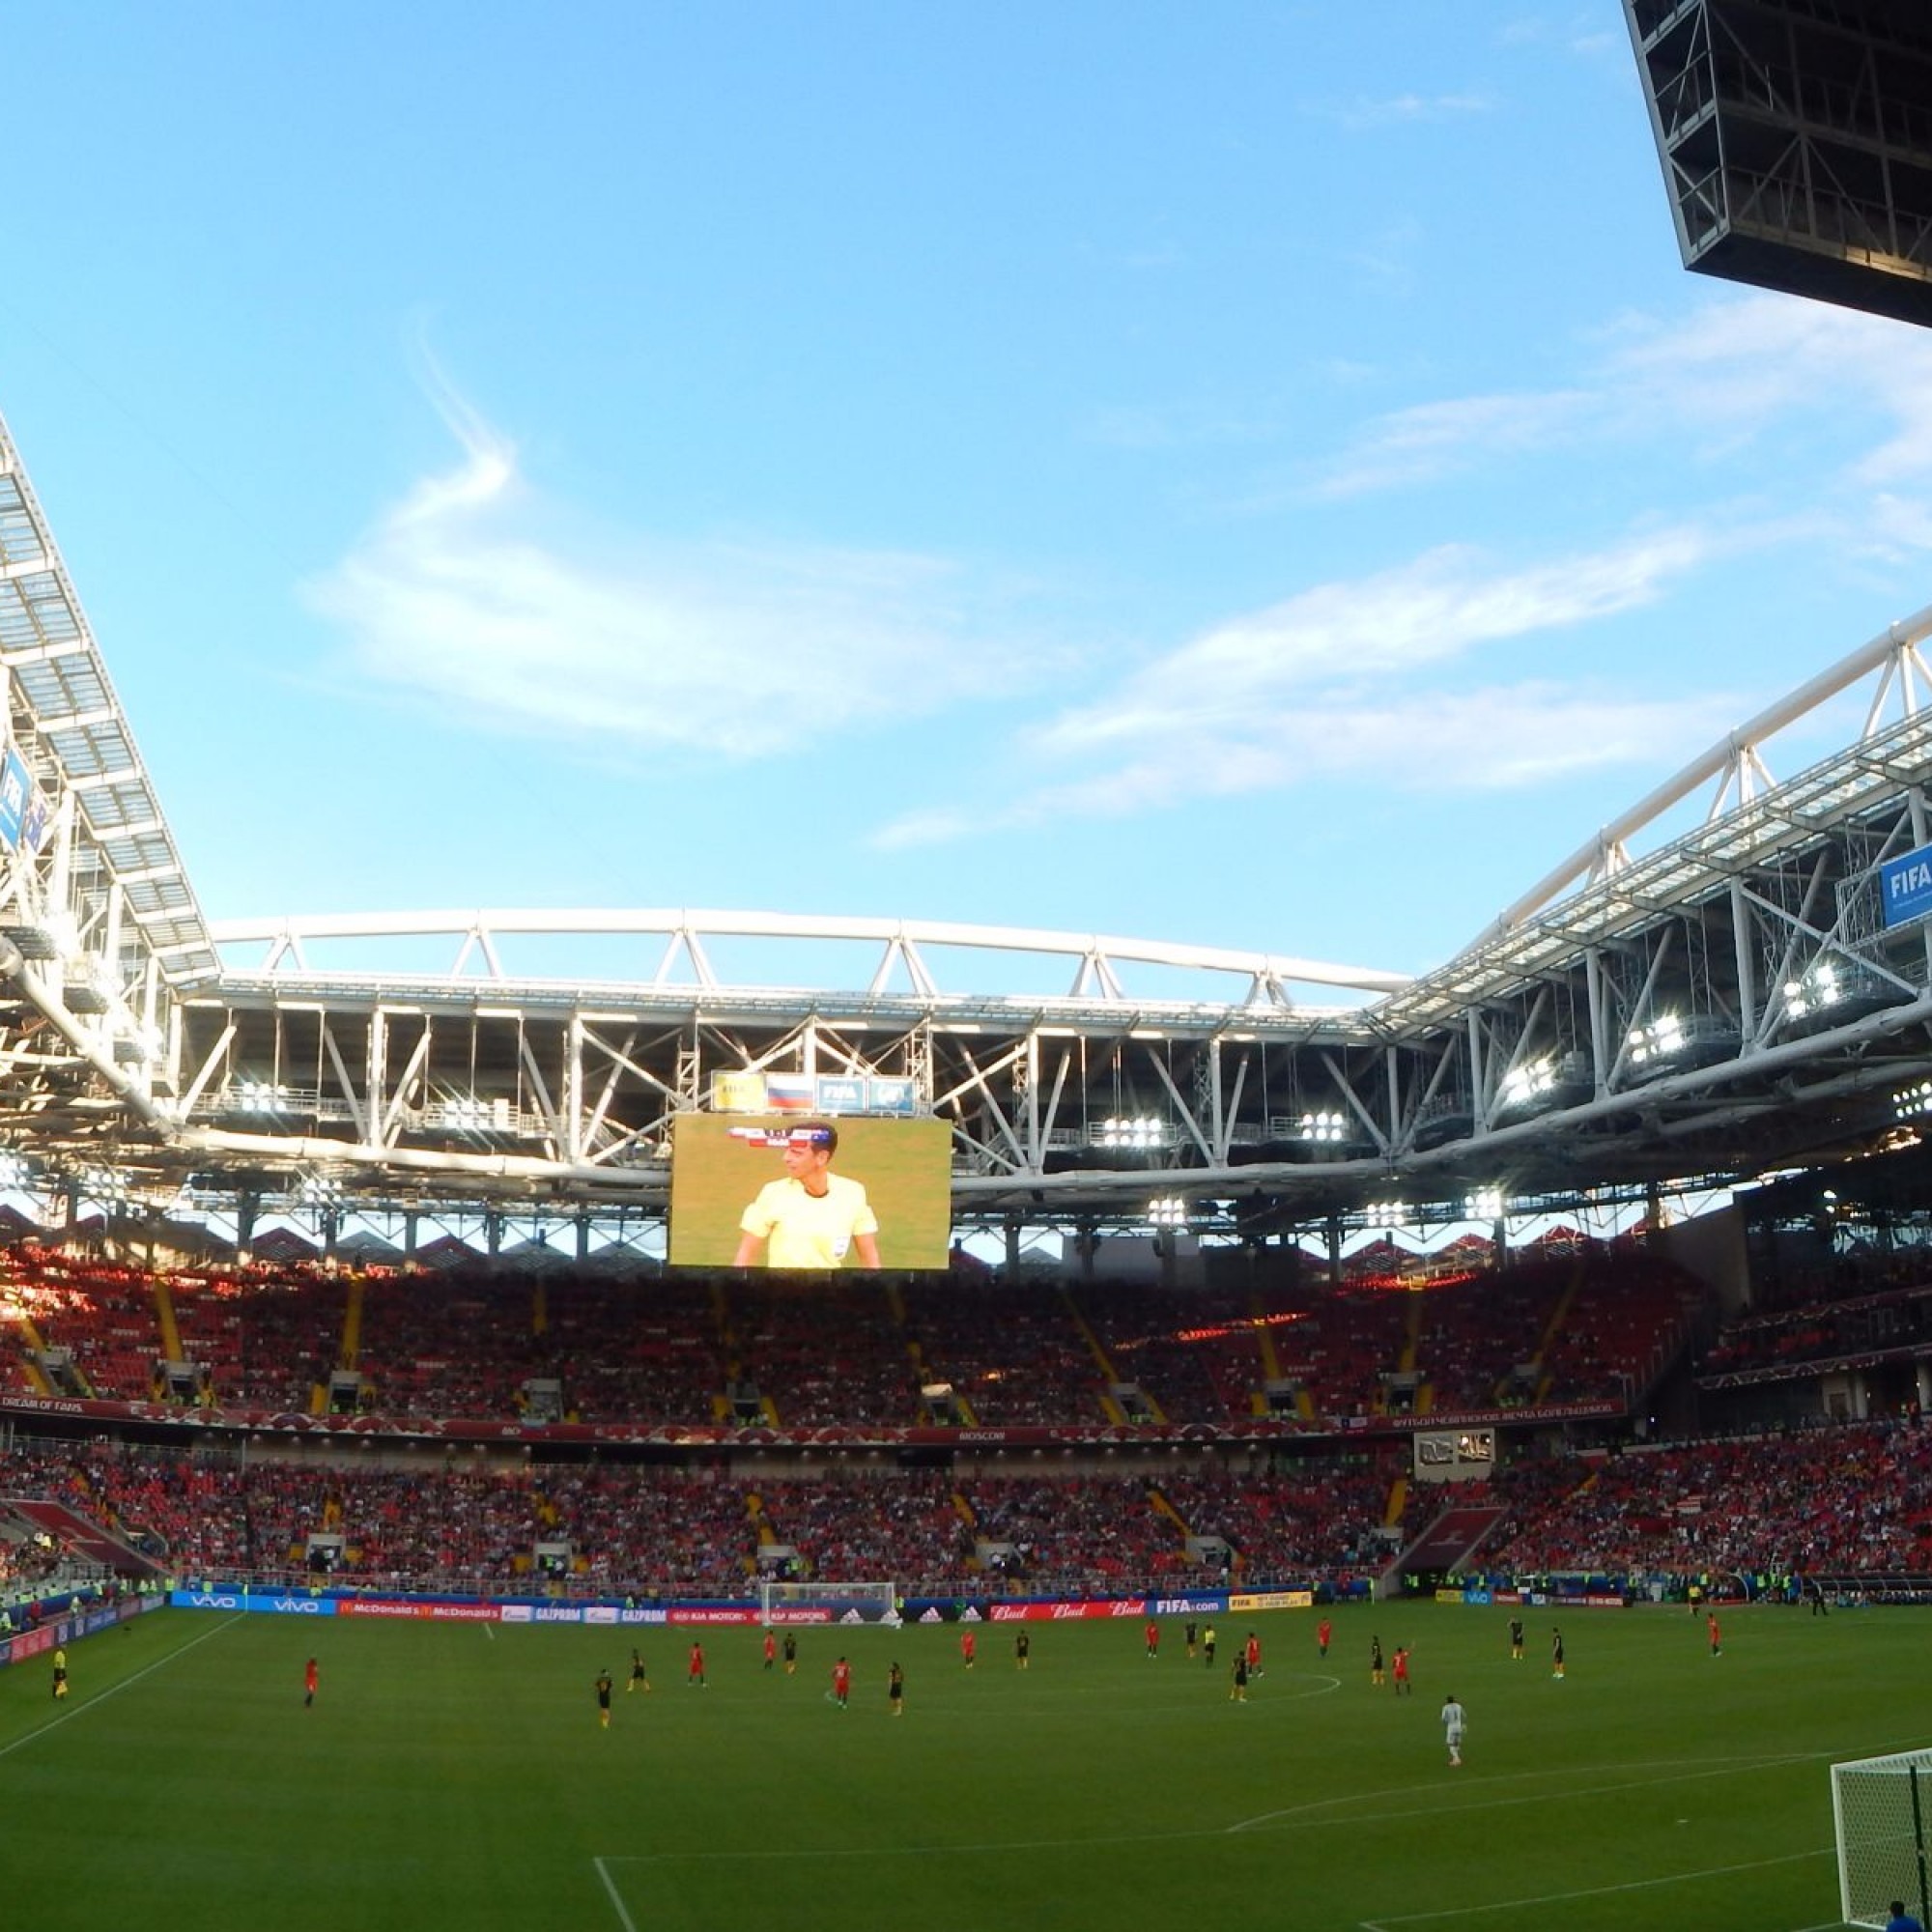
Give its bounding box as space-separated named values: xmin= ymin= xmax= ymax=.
xmin=5 ymin=406 xmax=1932 ymax=1245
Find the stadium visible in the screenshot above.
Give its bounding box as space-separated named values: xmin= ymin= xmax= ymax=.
xmin=6 ymin=6 xmax=1932 ymax=1930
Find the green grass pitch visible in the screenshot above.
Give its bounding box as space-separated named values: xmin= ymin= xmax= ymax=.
xmin=1 ymin=1601 xmax=1923 ymax=1931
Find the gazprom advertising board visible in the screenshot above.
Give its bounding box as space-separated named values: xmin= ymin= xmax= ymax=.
xmin=1881 ymin=843 xmax=1932 ymax=929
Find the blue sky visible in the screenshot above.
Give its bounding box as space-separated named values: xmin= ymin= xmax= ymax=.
xmin=5 ymin=3 xmax=1932 ymax=987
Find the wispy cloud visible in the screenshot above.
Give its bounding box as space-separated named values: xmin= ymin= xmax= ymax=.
xmin=1301 ymin=293 xmax=1932 ymax=500
xmin=873 ymin=533 xmax=1723 ymax=847
xmin=1322 ymin=93 xmax=1496 ymax=132
xmin=1499 ymin=13 xmax=1628 ymax=62
xmin=1310 ymin=389 xmax=1596 ymax=497
xmin=306 ymin=382 xmax=1060 ymax=761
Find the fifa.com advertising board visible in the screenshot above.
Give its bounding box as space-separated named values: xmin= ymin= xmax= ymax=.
xmin=668 ymin=1113 xmax=952 ymax=1270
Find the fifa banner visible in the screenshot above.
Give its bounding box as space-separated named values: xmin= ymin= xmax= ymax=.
xmin=1881 ymin=842 xmax=1932 ymax=929
xmin=0 ymin=747 xmax=50 ymax=853
xmin=711 ymin=1071 xmax=918 ymax=1117
xmin=668 ymin=1112 xmax=952 ymax=1269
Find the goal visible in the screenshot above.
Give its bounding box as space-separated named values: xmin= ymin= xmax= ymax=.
xmin=1833 ymin=1747 xmax=1932 ymax=1930
xmin=757 ymin=1578 xmax=900 ymax=1626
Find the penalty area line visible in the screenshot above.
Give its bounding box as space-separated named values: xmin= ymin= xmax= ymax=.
xmin=0 ymin=1611 xmax=246 ymax=1763
xmin=1354 ymin=1843 xmax=1832 ymax=1929
xmin=593 ymin=1857 xmax=639 ymax=1932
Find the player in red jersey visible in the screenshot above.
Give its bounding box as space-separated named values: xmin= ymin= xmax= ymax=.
xmin=832 ymin=1656 xmax=852 ymax=1708
xmin=1144 ymin=1618 xmax=1160 ymax=1660
xmin=688 ymin=1640 xmax=706 ymax=1688
xmin=1707 ymin=1611 xmax=1722 ymax=1658
xmin=1244 ymin=1632 xmax=1263 ymax=1680
xmin=304 ymin=1657 xmax=319 ymax=1708
xmin=763 ymin=1629 xmax=777 ymax=1671
xmin=960 ymin=1629 xmax=976 ymax=1668
xmin=1316 ymin=1617 xmax=1332 ymax=1659
xmin=1391 ymin=1644 xmax=1412 ymax=1695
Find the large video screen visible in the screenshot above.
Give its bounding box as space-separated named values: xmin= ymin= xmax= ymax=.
xmin=668 ymin=1113 xmax=953 ymax=1270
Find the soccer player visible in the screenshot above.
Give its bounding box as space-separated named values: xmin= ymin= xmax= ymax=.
xmin=1550 ymin=1626 xmax=1566 ymax=1679
xmin=782 ymin=1632 xmax=798 ymax=1674
xmin=629 ymin=1648 xmax=650 ymax=1693
xmin=595 ymin=1668 xmax=613 ymax=1729
xmin=1244 ymin=1631 xmax=1263 ymax=1680
xmin=1391 ymin=1644 xmax=1412 ymax=1696
xmin=1707 ymin=1611 xmax=1722 ymax=1658
xmin=1202 ymin=1623 xmax=1217 ymax=1667
xmin=732 ymin=1122 xmax=881 ymax=1269
xmin=832 ymin=1656 xmax=852 ymax=1708
xmin=762 ymin=1629 xmax=777 ymax=1671
xmin=888 ymin=1661 xmax=904 ymax=1717
xmin=960 ymin=1629 xmax=976 ymax=1669
xmin=1230 ymin=1654 xmax=1249 ymax=1703
xmin=51 ymin=1646 xmax=68 ymax=1701
xmin=304 ymin=1657 xmax=319 ymax=1709
xmin=1145 ymin=1618 xmax=1160 ymax=1660
xmin=1441 ymin=1692 xmax=1466 ymax=1767
xmin=1509 ymin=1616 xmax=1524 ymax=1661
xmin=1184 ymin=1619 xmax=1197 ymax=1658
xmin=1885 ymin=1901 xmax=1925 ymax=1932
xmin=688 ymin=1640 xmax=707 ymax=1689
xmin=1370 ymin=1635 xmax=1384 ymax=1688
xmin=1014 ymin=1630 xmax=1031 ymax=1670
xmin=1316 ymin=1616 xmax=1331 ymax=1659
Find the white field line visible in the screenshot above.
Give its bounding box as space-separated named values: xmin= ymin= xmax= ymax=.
xmin=1354 ymin=1844 xmax=1833 ymax=1929
xmin=0 ymin=1612 xmax=244 ymax=1761
xmin=594 ymin=1748 xmax=1832 ymax=1872
xmin=592 ymin=1856 xmax=639 ymax=1932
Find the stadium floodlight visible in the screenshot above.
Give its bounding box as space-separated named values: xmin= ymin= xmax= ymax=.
xmin=0 ymin=1151 xmax=30 ymax=1190
xmin=1363 ymin=1198 xmax=1407 ymax=1229
xmin=1095 ymin=1115 xmax=1165 ymax=1149
xmin=299 ymin=1172 xmax=345 ymax=1208
xmin=1497 ymin=1057 xmax=1554 ymax=1109
xmin=1299 ymin=1108 xmax=1348 ymax=1144
xmin=1894 ymin=1079 xmax=1932 ymax=1122
xmin=82 ymin=1166 xmax=129 ymax=1207
xmin=1465 ymin=1186 xmax=1506 ymax=1221
xmin=1146 ymin=1195 xmax=1187 ymax=1228
xmin=1627 ymin=1013 xmax=1686 ymax=1065
xmin=236 ymin=1079 xmax=288 ymax=1115
xmin=1783 ymin=960 xmax=1843 ymax=1020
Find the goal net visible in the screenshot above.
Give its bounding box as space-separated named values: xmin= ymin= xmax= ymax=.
xmin=757 ymin=1579 xmax=900 ymax=1627
xmin=1833 ymin=1747 xmax=1932 ymax=1930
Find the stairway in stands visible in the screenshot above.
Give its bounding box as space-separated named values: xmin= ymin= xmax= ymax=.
xmin=1 ymin=1496 xmax=165 ymax=1578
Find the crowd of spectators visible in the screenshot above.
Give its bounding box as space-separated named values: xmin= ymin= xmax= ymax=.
xmin=3 ymin=1414 xmax=1930 ymax=1599
xmin=1479 ymin=1420 xmax=1932 ymax=1577
xmin=1158 ymin=1457 xmax=1406 ymax=1580
xmin=1700 ymin=1283 xmax=1932 ymax=1382
xmin=5 ymin=1248 xmax=1721 ymax=1435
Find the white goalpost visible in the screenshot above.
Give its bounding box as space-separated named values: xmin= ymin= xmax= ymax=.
xmin=1833 ymin=1747 xmax=1932 ymax=1930
xmin=756 ymin=1578 xmax=900 ymax=1626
